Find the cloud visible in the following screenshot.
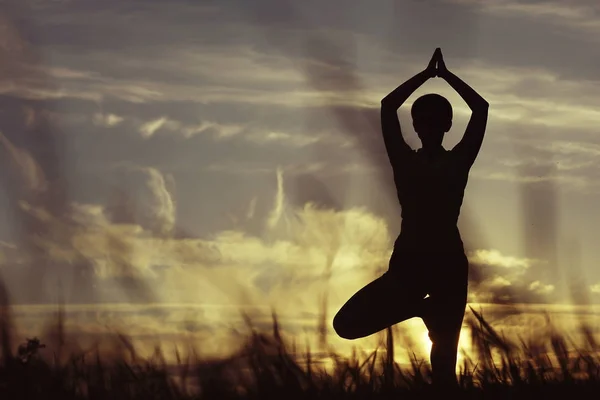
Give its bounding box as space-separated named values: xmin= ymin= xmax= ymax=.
xmin=465 ymin=248 xmax=562 ymax=304
xmin=489 ymin=276 xmax=512 ymax=288
xmin=469 ymin=136 xmax=600 ymax=191
xmin=267 ymin=167 xmax=286 ymax=229
xmin=2 ymin=0 xmax=597 ymax=127
xmin=468 ymin=249 xmax=537 ymax=269
xmin=93 ymin=112 xmax=124 ymax=127
xmin=471 ymin=170 xmax=595 ymax=191
xmin=246 ymin=130 xmax=321 ymax=147
xmin=181 ymin=121 xmax=244 ymax=139
xmin=496 ymin=157 xmax=594 ymax=172
xmin=0 ymin=141 xmax=391 ymax=308
xmin=529 ymin=280 xmax=555 ymax=295
xmin=9 ymin=10 xmax=599 ymax=130
xmin=2 ymin=113 xmax=584 ymax=306
xmin=139 ymin=116 xmax=176 ymax=138
xmin=0 ymin=130 xmax=47 ymax=194
xmin=20 ymin=65 xmax=101 ymax=81
xmin=107 ymin=165 xmax=177 ymax=237
xmin=535 ymin=141 xmax=600 ymax=158
xmin=145 ymin=168 xmax=176 ymax=237
xmin=3 ymin=132 xmax=599 ymax=362
xmin=2 ymin=0 xmax=600 ymax=316
xmin=14 ymin=191 xmax=389 ymax=309
xmin=460 ymin=0 xmax=600 ymax=34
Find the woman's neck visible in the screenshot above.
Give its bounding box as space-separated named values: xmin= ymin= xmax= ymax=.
xmin=420 ymin=144 xmax=445 ymax=154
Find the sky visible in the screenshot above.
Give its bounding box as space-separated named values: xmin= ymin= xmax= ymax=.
xmin=0 ymin=0 xmax=600 ymax=362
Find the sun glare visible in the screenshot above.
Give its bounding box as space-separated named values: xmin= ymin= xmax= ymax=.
xmin=419 ymin=326 xmax=471 ymax=372
xmin=421 ymin=330 xmax=432 ymax=355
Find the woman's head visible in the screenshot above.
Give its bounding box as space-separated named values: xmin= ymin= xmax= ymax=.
xmin=411 ymin=94 xmax=453 ymax=146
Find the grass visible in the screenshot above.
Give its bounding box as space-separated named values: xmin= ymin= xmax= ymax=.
xmin=2 ymin=303 xmax=600 ymax=399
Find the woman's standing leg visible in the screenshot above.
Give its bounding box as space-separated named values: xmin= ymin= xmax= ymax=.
xmin=421 ymin=252 xmax=469 ymax=387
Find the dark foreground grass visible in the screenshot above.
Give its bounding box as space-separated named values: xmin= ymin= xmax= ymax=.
xmin=1 ymin=305 xmax=600 ymax=399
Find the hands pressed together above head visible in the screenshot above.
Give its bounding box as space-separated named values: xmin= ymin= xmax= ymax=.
xmin=425 ymin=48 xmax=449 ymax=79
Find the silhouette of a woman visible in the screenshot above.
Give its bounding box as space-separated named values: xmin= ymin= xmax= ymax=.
xmin=333 ymin=48 xmax=489 ymax=387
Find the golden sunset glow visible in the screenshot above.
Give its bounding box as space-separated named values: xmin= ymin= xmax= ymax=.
xmin=0 ymin=1 xmax=600 ymax=393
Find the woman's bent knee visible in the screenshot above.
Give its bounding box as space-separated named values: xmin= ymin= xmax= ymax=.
xmin=333 ymin=310 xmax=360 ymax=340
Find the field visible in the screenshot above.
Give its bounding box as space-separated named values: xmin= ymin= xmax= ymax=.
xmin=1 ymin=303 xmax=600 ymax=400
